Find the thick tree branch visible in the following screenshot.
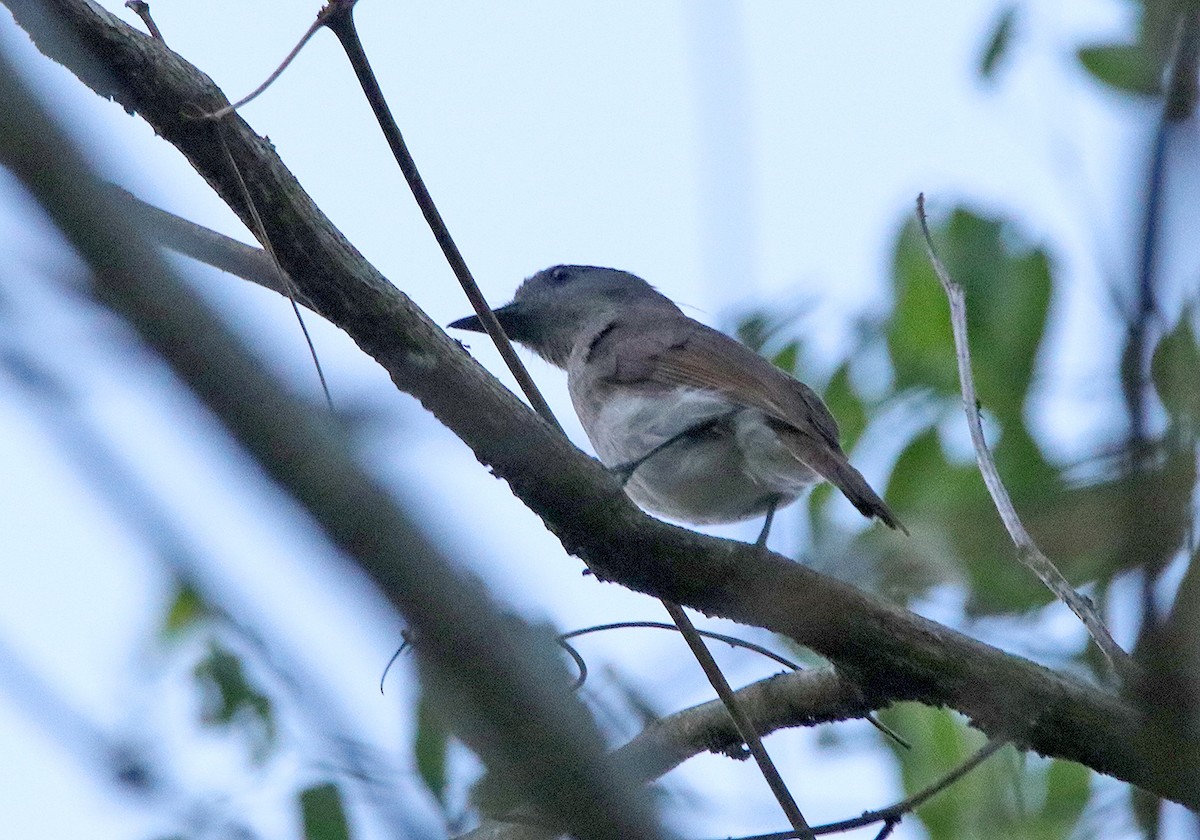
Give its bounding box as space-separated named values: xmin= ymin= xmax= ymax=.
xmin=6 ymin=0 xmax=1199 ymax=807
xmin=0 ymin=14 xmax=663 ymax=840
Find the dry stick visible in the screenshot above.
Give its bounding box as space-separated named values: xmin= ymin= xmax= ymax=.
xmin=214 ymin=123 xmax=334 ymax=411
xmin=319 ymin=0 xmax=560 ymax=432
xmin=665 ymin=601 xmax=815 ymax=839
xmin=915 ymin=194 xmax=1135 ymax=682
xmin=319 ymin=3 xmax=812 ymax=835
xmin=726 ymin=739 xmax=1005 ymax=840
xmin=563 ymin=621 xmax=909 ymax=749
xmin=203 ymin=15 xmax=326 ymax=120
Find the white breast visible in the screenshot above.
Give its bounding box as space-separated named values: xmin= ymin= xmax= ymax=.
xmin=572 ymin=385 xmax=816 ymax=524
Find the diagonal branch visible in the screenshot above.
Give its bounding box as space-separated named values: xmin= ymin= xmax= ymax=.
xmin=0 ymin=12 xmax=663 ymax=840
xmin=321 ymin=4 xmax=812 ymax=834
xmin=5 ymin=0 xmax=1198 ymax=807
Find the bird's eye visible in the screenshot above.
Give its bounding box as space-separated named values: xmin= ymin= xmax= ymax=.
xmin=549 ymin=266 xmax=575 ymax=285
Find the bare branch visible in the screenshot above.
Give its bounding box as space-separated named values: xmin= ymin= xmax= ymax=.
xmin=915 ymin=194 xmax=1136 ymax=683
xmin=106 ymin=184 xmax=299 ymax=299
xmin=0 ymin=20 xmax=663 ymax=839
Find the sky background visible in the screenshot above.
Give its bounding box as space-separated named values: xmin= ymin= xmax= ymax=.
xmin=0 ymin=1 xmax=1195 ymax=838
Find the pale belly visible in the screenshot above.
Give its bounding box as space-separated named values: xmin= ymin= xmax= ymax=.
xmin=575 ymin=386 xmax=820 ymax=524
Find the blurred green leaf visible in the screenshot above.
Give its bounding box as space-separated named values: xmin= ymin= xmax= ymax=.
xmin=891 ymin=209 xmax=1052 ymax=429
xmin=889 ymin=218 xmax=954 ymax=397
xmin=735 ymin=312 xmax=774 ymax=354
xmin=300 ymin=782 xmax=351 ymax=840
xmin=415 ymin=689 xmax=450 ymax=808
xmin=878 ymin=705 xmax=992 ymax=840
xmin=1151 ymin=309 xmax=1200 ymax=427
xmin=193 ymin=642 xmax=276 ymax=760
xmin=887 ymin=426 xmax=982 ymax=515
xmin=771 ymin=340 xmax=800 ymax=376
xmin=162 ymin=583 xmax=207 ymax=638
xmin=979 ymin=4 xmax=1018 ymax=81
xmin=1078 ymin=43 xmax=1163 ymax=96
xmin=821 ymin=362 xmax=866 ymax=450
xmin=1041 ymin=759 xmax=1091 ymax=836
xmin=879 ymin=705 xmax=1090 ymax=840
xmin=879 ymin=409 xmax=1194 ymax=616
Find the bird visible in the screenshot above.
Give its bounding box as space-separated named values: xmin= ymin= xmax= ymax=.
xmin=450 ymin=265 xmax=905 ymax=544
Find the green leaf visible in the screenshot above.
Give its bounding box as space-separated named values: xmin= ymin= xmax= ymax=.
xmin=162 ymin=583 xmax=207 ymax=638
xmin=891 ymin=209 xmax=1053 ymax=428
xmin=889 ymin=217 xmax=954 ymax=397
xmin=193 ymin=642 xmax=276 ymax=760
xmin=978 ymin=4 xmax=1018 ymax=81
xmin=886 ymin=426 xmax=980 ymax=515
xmin=735 ymin=313 xmax=773 ymax=353
xmin=878 ymin=705 xmax=991 ymax=840
xmin=1078 ymin=43 xmax=1162 ymax=96
xmin=300 ymin=782 xmax=351 ymax=840
xmin=1040 ymin=759 xmax=1091 ymax=836
xmin=771 ymin=340 xmax=800 ymax=376
xmin=414 ymin=689 xmax=450 ymax=808
xmin=879 ymin=705 xmax=1091 ymax=840
xmin=821 ymin=363 xmax=866 ymax=450
xmin=1151 ymin=309 xmax=1200 ymax=427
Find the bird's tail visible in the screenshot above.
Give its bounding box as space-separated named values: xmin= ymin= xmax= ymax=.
xmin=797 ymin=441 xmax=908 ymax=535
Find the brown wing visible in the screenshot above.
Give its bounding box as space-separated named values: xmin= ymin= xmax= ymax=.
xmin=646 ymin=320 xmax=841 ymax=448
xmin=591 ymin=314 xmax=906 ymax=533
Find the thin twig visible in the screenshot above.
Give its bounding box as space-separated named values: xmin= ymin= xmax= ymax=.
xmin=1127 ymin=12 xmax=1198 ymax=648
xmin=664 ymin=602 xmax=815 ymax=840
xmin=722 ymin=739 xmax=1005 ymax=840
xmin=915 ymin=194 xmax=1134 ymax=682
xmin=202 ymin=15 xmax=325 ymax=120
xmin=214 ymin=123 xmax=334 ymax=411
xmin=320 ymin=0 xmax=561 ymax=431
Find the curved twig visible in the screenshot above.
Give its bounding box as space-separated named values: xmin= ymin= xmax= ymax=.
xmin=915 ymin=194 xmax=1135 ymax=683
xmin=723 ymin=739 xmax=1005 ymax=840
xmin=562 ymin=621 xmax=908 ymax=748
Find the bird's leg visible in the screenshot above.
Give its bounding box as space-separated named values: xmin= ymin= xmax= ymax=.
xmin=608 ymin=413 xmax=731 ymax=486
xmin=755 ymin=496 xmax=782 ymax=549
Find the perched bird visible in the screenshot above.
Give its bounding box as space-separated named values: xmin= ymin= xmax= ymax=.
xmin=450 ymin=265 xmax=904 ymax=543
